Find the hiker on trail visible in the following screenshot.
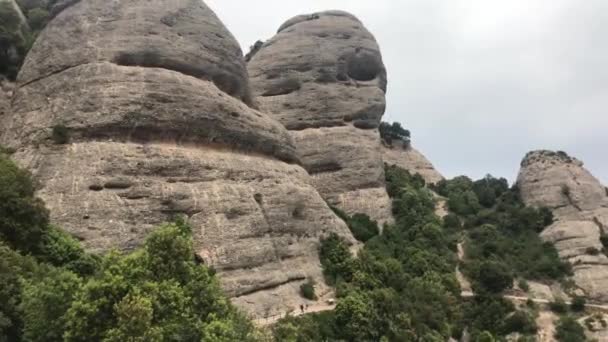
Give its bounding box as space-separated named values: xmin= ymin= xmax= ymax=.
xmin=300 ymin=304 xmax=304 ymax=313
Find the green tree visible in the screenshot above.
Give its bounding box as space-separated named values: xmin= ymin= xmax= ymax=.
xmin=555 ymin=316 xmax=585 ymax=342
xmin=19 ymin=268 xmax=82 ymax=342
xmin=0 ymin=152 xmax=50 ymax=254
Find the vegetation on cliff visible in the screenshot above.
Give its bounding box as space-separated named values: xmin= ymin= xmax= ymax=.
xmin=0 ymin=150 xmax=259 ymax=342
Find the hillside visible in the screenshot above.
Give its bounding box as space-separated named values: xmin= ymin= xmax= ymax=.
xmin=0 ymin=1 xmax=606 ymax=341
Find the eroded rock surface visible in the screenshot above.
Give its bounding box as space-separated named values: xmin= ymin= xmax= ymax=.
xmin=382 ymin=140 xmax=444 ymax=185
xmin=0 ymin=0 xmax=355 ymax=316
xmin=0 ymin=78 xmax=13 ymax=118
xmin=517 ymin=150 xmax=608 ymax=301
xmin=248 ymin=11 xmax=392 ymax=224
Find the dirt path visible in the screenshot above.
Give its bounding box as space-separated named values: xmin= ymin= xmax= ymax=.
xmin=536 ymin=311 xmax=558 ymax=342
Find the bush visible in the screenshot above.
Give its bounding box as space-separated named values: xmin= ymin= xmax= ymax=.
xmin=549 ymin=298 xmax=569 ymax=314
xmin=379 ymin=121 xmax=410 ymax=146
xmin=501 ymin=311 xmax=537 ymax=335
xmin=0 ymin=152 xmax=50 ymax=254
xmin=51 ymin=124 xmax=69 ymax=144
xmin=570 ymin=296 xmax=586 ymax=312
xmin=586 ymin=247 xmax=600 ymax=256
xmin=555 ymin=316 xmax=585 ymax=342
xmin=518 ymin=279 xmax=530 ymax=292
xmin=348 ymin=213 xmax=379 ymax=242
xmin=469 ymin=260 xmax=513 ymax=294
xmin=300 ymin=279 xmax=317 ymax=300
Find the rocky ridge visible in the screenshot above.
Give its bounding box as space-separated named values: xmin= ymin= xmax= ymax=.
xmin=381 ymin=139 xmax=444 ymax=185
xmin=247 ymin=10 xmax=392 ymax=224
xmin=517 ymin=150 xmax=608 ymax=301
xmin=0 ymin=0 xmax=356 ymax=316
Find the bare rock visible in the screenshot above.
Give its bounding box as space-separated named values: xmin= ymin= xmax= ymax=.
xmin=248 ymin=11 xmax=392 ymax=223
xmin=517 ymin=150 xmax=608 ymax=301
xmin=0 ymin=78 xmax=14 ymax=119
xmin=1 ymin=62 xmax=296 ymax=163
xmin=1 ymin=0 xmax=356 ymax=317
xmin=382 ymin=141 xmax=444 ymax=185
xmin=17 ymin=0 xmax=253 ymax=105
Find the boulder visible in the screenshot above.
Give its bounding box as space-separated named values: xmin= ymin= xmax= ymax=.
xmin=517 ymin=150 xmax=608 ymax=301
xmin=248 ymin=10 xmax=392 ymax=223
xmin=1 ymin=0 xmax=356 ymax=317
xmin=17 ymin=0 xmax=253 ymax=105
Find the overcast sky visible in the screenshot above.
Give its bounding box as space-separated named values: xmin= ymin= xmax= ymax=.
xmin=207 ymin=0 xmax=608 ymax=185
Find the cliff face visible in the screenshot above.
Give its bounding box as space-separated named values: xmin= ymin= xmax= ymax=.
xmin=247 ymin=11 xmax=392 ymax=224
xmin=0 ymin=0 xmax=356 ymax=316
xmin=517 ymin=150 xmax=608 ymax=301
xmin=381 ymin=140 xmax=444 ymax=185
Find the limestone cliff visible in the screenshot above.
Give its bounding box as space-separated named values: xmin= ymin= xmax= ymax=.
xmin=381 ymin=140 xmax=444 ymax=185
xmin=0 ymin=0 xmax=356 ymax=316
xmin=517 ymin=150 xmax=608 ymax=301
xmin=247 ymin=11 xmax=392 ymax=224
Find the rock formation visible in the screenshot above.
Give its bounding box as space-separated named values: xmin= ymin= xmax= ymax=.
xmin=0 ymin=0 xmax=356 ymax=316
xmin=382 ymin=139 xmax=444 ymax=185
xmin=247 ymin=10 xmax=392 ymax=224
xmin=517 ymin=150 xmax=608 ymax=301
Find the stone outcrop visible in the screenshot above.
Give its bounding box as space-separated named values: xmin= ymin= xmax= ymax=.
xmin=0 ymin=78 xmax=13 ymax=119
xmin=247 ymin=10 xmax=392 ymax=224
xmin=517 ymin=150 xmax=608 ymax=301
xmin=382 ymin=140 xmax=444 ymax=185
xmin=0 ymin=0 xmax=356 ymax=316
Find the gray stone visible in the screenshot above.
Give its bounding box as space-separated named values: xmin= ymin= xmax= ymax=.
xmin=1 ymin=0 xmax=357 ymax=317
xmin=18 ymin=0 xmax=253 ymax=105
xmin=382 ymin=140 xmax=444 ymax=185
xmin=248 ymin=11 xmax=392 ymax=223
xmin=517 ymin=150 xmax=608 ymax=301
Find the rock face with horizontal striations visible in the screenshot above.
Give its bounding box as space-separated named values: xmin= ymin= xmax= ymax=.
xmin=382 ymin=139 xmax=444 ymax=185
xmin=247 ymin=10 xmax=392 ymax=224
xmin=517 ymin=150 xmax=608 ymax=301
xmin=0 ymin=0 xmax=356 ymax=317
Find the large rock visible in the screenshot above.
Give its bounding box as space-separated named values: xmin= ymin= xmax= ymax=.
xmin=0 ymin=78 xmax=13 ymax=119
xmin=0 ymin=0 xmax=356 ymax=317
xmin=248 ymin=11 xmax=392 ymax=224
xmin=17 ymin=0 xmax=253 ymax=105
xmin=517 ymin=150 xmax=608 ymax=301
xmin=382 ymin=140 xmax=444 ymax=185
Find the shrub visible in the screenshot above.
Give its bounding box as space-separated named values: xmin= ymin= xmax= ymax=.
xmin=549 ymin=298 xmax=568 ymax=314
xmin=469 ymin=260 xmax=513 ymax=294
xmin=379 ymin=121 xmax=410 ymax=146
xmin=300 ymin=279 xmax=317 ymax=300
xmin=0 ymin=152 xmax=50 ymax=254
xmin=570 ymin=296 xmax=586 ymax=312
xmin=601 ymin=234 xmax=608 ymax=249
xmin=555 ymin=316 xmax=585 ymax=342
xmin=348 ymin=213 xmax=379 ymax=242
xmin=501 ymin=311 xmax=537 ymax=335
xmin=51 ymin=124 xmax=69 ymax=144
xmin=518 ymin=279 xmax=529 ymax=292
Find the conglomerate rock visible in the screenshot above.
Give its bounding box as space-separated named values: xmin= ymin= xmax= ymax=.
xmin=0 ymin=0 xmax=356 ymax=316
xmin=248 ymin=10 xmax=392 ymax=224
xmin=517 ymin=150 xmax=608 ymax=301
xmin=382 ymin=139 xmax=444 ymax=185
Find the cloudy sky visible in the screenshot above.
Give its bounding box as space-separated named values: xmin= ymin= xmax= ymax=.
xmin=207 ymin=0 xmax=608 ymax=184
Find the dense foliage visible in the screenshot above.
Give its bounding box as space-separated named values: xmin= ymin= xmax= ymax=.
xmin=379 ymin=121 xmax=411 ymax=147
xmin=433 ymin=174 xmax=569 ymax=290
xmin=275 ymin=165 xmax=462 ymax=340
xmin=0 ymin=151 xmax=258 ymax=341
